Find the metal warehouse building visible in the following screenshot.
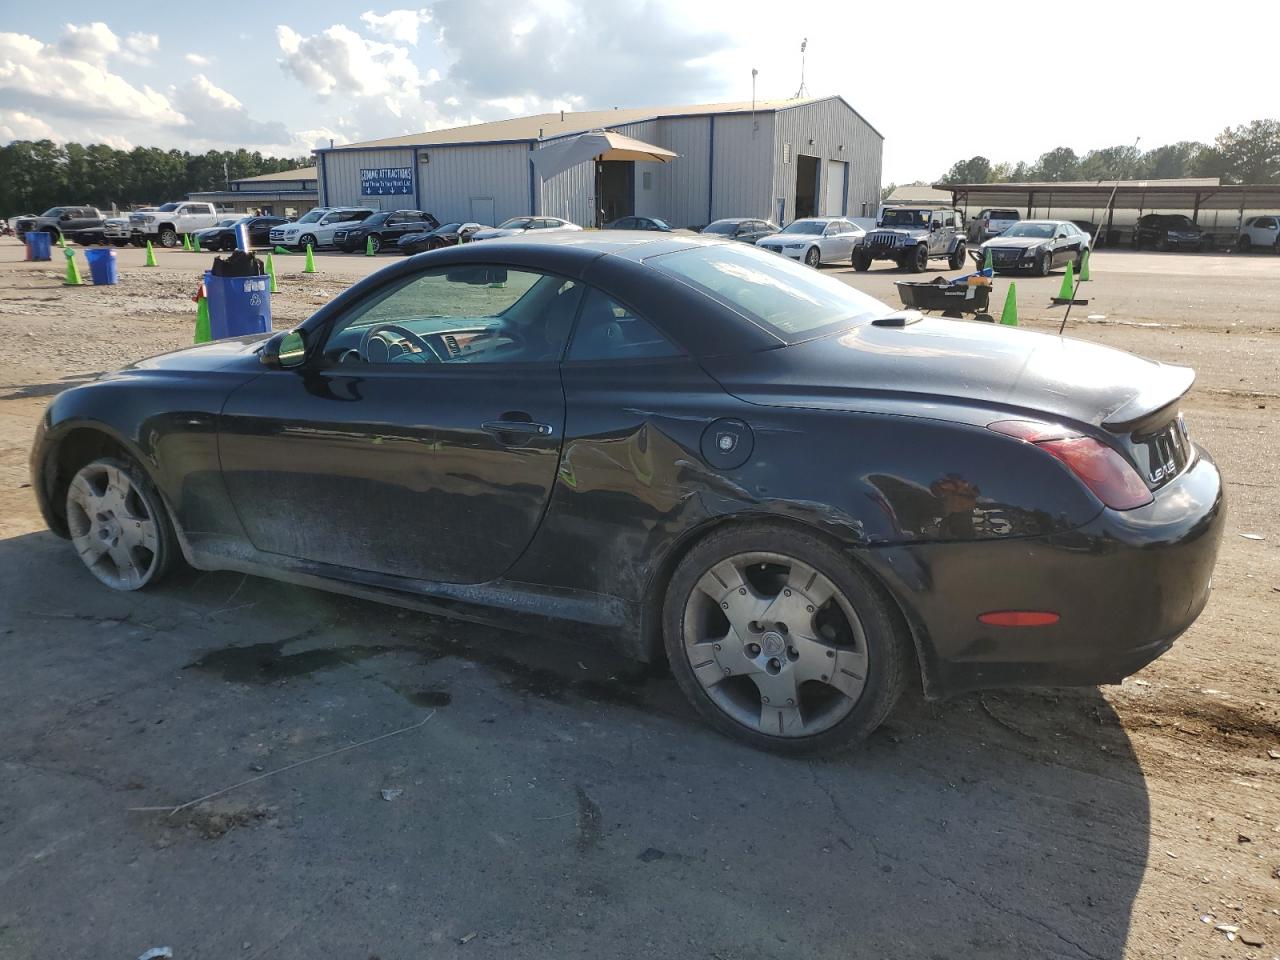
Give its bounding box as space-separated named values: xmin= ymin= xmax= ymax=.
xmin=315 ymin=96 xmax=883 ymax=229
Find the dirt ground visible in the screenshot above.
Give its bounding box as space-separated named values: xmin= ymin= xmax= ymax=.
xmin=0 ymin=239 xmax=1276 ymax=959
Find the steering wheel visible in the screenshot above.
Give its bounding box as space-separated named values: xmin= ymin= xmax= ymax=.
xmin=358 ymin=322 xmax=445 ymax=364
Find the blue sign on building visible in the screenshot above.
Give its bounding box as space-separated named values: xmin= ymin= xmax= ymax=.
xmin=360 ymin=167 xmax=413 ymax=196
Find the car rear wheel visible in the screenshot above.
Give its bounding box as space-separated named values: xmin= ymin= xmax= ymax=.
xmin=663 ymin=524 xmax=911 ymax=755
xmin=948 ymin=241 xmax=967 ymax=270
xmin=910 ymin=244 xmax=928 ymax=272
xmin=804 ymin=246 xmax=821 ymax=267
xmin=851 ymin=250 xmax=871 ymax=272
xmin=65 ymin=457 xmax=177 ymax=592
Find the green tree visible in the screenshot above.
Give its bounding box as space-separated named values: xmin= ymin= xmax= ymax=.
xmin=1139 ymin=141 xmax=1206 ymax=179
xmin=1031 ymin=147 xmax=1080 ymax=182
xmin=940 ymin=155 xmax=992 ymax=184
xmin=1213 ymin=119 xmax=1280 ymax=183
xmin=1079 ymin=144 xmax=1141 ymax=181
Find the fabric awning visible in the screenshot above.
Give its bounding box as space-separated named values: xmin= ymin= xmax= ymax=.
xmin=530 ymin=130 xmax=679 ymax=179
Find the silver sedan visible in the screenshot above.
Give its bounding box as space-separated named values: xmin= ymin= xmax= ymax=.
xmin=756 ymin=217 xmax=866 ymax=267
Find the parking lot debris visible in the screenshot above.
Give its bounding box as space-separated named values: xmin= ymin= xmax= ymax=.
xmin=62 ymin=247 xmax=82 ymax=286
xmin=1239 ymin=931 xmax=1264 ymax=947
xmin=1241 ymin=533 xmax=1265 ymax=540
xmin=1239 ymin=834 xmax=1253 ymax=843
xmin=145 ymin=240 xmax=157 ymax=267
xmin=126 ymin=712 xmax=434 ymax=816
xmin=459 ymin=932 xmax=478 ymax=945
xmin=1215 ymin=923 xmax=1239 ymax=941
xmin=1000 ymin=283 xmax=1018 ymax=326
xmin=380 ymin=788 xmax=403 ymax=801
xmin=304 ymin=243 xmax=317 ymax=274
xmin=136 ymin=948 xmax=173 ymax=960
xmin=1267 ymin=748 xmax=1279 ymax=759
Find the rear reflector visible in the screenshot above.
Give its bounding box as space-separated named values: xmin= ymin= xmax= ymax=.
xmin=988 ymin=419 xmax=1153 ymax=510
xmin=978 ymin=611 xmax=1060 ymax=627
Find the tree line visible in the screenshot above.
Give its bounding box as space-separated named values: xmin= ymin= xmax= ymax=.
xmin=0 ymin=141 xmax=311 ymax=217
xmin=933 ymin=119 xmax=1280 ymax=188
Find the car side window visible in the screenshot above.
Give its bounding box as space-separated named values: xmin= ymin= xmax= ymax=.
xmin=321 ymin=267 xmax=584 ymax=367
xmin=1259 ymin=217 xmax=1276 ymax=230
xmin=566 ymin=289 xmax=683 ymax=363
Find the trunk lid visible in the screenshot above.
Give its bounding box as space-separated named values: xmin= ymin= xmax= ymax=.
xmin=706 ymin=317 xmax=1194 ymax=434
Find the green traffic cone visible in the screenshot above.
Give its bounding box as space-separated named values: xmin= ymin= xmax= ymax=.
xmin=192 ymin=233 xmax=201 ymax=252
xmin=303 ymin=243 xmax=316 ymax=274
xmin=194 ymin=286 xmax=211 ymax=344
xmin=1056 ymin=260 xmax=1075 ymax=300
xmin=365 ymin=235 xmax=376 ymax=256
xmin=266 ymin=253 xmax=279 ymax=294
xmin=58 ymin=233 xmax=67 ymax=249
xmin=181 ymin=233 xmax=191 ymax=252
xmin=63 ymin=248 xmax=82 ymax=286
xmin=1000 ymin=283 xmax=1018 ymax=326
xmin=1079 ymin=249 xmax=1091 ymax=281
xmin=274 ymin=245 xmax=291 ymax=256
xmin=983 ymin=247 xmax=993 ymax=272
xmin=144 ymin=240 xmax=157 ymax=267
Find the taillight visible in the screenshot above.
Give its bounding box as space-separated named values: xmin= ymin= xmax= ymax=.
xmin=989 ymin=420 xmax=1153 ymax=510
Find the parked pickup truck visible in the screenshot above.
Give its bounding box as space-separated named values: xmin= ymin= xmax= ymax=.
xmin=129 ymin=201 xmax=222 ymax=247
xmin=14 ymin=206 xmax=105 ymax=244
xmin=104 ymin=209 xmax=156 ymax=246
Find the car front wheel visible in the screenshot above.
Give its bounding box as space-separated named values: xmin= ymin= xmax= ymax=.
xmin=910 ymin=244 xmax=928 ymax=272
xmin=157 ymin=228 xmax=178 ymax=248
xmin=851 ymin=250 xmax=871 ymax=271
xmin=663 ymin=523 xmax=911 ymax=756
xmin=1038 ymin=251 xmax=1052 ymax=276
xmin=804 ymin=246 xmax=821 ymax=267
xmin=300 ymin=234 xmax=317 ymax=250
xmin=65 ymin=456 xmax=178 ymax=591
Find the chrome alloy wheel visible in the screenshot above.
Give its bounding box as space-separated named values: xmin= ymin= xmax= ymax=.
xmin=65 ymin=461 xmax=162 ymax=590
xmin=681 ymin=552 xmax=869 ymax=737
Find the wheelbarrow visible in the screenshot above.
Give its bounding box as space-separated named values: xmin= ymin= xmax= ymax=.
xmin=894 ymin=277 xmax=994 ymax=322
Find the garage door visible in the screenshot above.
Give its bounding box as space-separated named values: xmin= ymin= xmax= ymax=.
xmin=825 ymin=160 xmax=846 ymax=216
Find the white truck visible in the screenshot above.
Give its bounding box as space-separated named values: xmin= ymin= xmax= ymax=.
xmin=129 ymin=201 xmax=222 ymax=248
xmin=268 ymin=207 xmax=375 ymax=250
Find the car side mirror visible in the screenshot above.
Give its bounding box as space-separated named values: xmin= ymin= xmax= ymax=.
xmin=260 ymin=329 xmax=307 ymax=369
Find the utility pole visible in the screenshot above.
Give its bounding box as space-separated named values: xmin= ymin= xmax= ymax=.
xmin=751 ymin=68 xmax=759 ymax=133
xmin=794 ymin=38 xmax=809 ymax=99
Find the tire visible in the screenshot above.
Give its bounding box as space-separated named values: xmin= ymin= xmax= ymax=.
xmin=1037 ymin=251 xmax=1052 ymax=276
xmin=157 ymin=228 xmax=178 ymax=248
xmin=1236 ymin=235 xmax=1251 ymax=252
xmin=110 ymin=239 xmax=128 ymax=247
xmin=339 ymin=244 xmax=355 ymax=254
xmin=948 ymin=241 xmax=967 ymax=271
xmin=299 ymin=233 xmax=317 ymax=250
xmin=910 ymin=244 xmax=928 ymax=272
xmin=851 ymin=250 xmax=872 ymax=272
xmin=1157 ymin=237 xmax=1170 ymax=252
xmin=804 ymin=246 xmax=821 ymax=268
xmin=64 ymin=456 xmax=178 ymax=592
xmin=663 ymin=522 xmax=911 ymax=756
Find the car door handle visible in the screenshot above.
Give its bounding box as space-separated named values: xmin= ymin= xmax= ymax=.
xmin=482 ymin=418 xmax=554 ymax=441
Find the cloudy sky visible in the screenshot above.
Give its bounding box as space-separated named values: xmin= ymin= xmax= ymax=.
xmin=2 ymin=0 xmax=1276 ymax=183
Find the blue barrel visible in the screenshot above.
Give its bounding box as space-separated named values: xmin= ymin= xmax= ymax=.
xmin=235 ymin=222 xmax=251 ymax=252
xmin=203 ymin=270 xmax=271 ymax=339
xmin=85 ymin=248 xmax=119 ymax=285
xmin=26 ymin=231 xmax=52 ymax=261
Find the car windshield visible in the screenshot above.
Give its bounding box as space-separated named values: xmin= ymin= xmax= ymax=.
xmin=880 ymin=209 xmax=930 ymax=227
xmin=649 ymin=218 xmax=670 ymax=230
xmin=1002 ymin=222 xmax=1055 ymax=238
xmin=155 ymin=203 xmax=180 ymax=212
xmin=1160 ymin=216 xmax=1194 ymax=228
xmin=652 ymin=243 xmax=891 ymax=342
xmin=365 ymin=212 xmax=392 ymax=225
xmin=218 ymin=218 xmax=241 ymax=228
xmin=432 ymin=222 xmax=462 ymax=234
xmin=39 ymin=208 xmax=65 ymax=218
xmin=702 ymin=221 xmax=740 ymax=235
xmin=296 ymin=210 xmax=326 ymax=223
xmin=781 ymin=220 xmax=826 ymax=235
xmin=497 ymin=218 xmax=533 ymax=229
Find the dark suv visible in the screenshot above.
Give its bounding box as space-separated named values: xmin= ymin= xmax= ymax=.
xmin=1132 ymin=214 xmax=1208 ymax=252
xmin=15 ymin=206 xmax=105 ymax=244
xmin=335 ymin=209 xmax=440 ymax=253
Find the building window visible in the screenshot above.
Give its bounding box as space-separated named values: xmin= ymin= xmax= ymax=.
xmin=642 ymin=171 xmax=653 ymax=190
xmin=783 ymin=142 xmax=792 ymax=164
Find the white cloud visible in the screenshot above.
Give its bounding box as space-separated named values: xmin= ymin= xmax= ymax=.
xmin=185 ymin=52 xmax=213 ymax=66
xmin=359 ymin=8 xmax=431 ymax=45
xmin=0 ymin=109 xmax=56 ymax=141
xmin=276 ymin=23 xmax=423 ymax=98
xmin=122 ymin=32 xmax=160 ymax=65
xmin=170 ymin=75 xmax=292 ymax=147
xmin=57 ymin=21 xmax=120 ymax=63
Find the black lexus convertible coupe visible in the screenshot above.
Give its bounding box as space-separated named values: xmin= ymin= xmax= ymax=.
xmin=30 ymin=232 xmax=1224 ymax=754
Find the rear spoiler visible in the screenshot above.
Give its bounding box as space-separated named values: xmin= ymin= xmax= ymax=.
xmin=1101 ymin=363 xmax=1195 ymax=433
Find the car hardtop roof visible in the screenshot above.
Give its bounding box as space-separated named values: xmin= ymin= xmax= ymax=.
xmin=884 ymin=205 xmax=956 ymax=212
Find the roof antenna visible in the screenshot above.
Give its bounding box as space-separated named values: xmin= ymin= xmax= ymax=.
xmin=793 ymin=39 xmax=809 ymax=99
xmin=1058 ymin=135 xmax=1140 ymax=336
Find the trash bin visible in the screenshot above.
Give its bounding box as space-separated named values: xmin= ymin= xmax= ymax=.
xmin=84 ymin=248 xmax=119 ymax=285
xmin=26 ymin=231 xmax=52 ymax=261
xmin=204 ymin=269 xmax=271 ymax=339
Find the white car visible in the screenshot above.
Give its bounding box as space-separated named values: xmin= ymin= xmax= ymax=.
xmin=755 ymin=217 xmax=866 ymax=267
xmin=269 ymin=207 xmax=376 ymax=250
xmin=470 ymin=217 xmax=582 ymax=241
xmin=1236 ymin=215 xmax=1279 ymax=253
xmin=105 ymin=208 xmax=155 ymax=246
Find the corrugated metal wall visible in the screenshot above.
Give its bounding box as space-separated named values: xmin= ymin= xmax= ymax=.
xmin=420 ymin=143 xmax=530 ymax=225
xmin=320 ymin=147 xmax=416 ymax=210
xmin=710 ymin=113 xmax=776 ymax=224
xmin=771 ymin=100 xmax=882 ymax=222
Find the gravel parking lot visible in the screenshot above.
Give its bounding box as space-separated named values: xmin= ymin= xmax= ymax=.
xmin=0 ymin=240 xmax=1276 ymax=959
